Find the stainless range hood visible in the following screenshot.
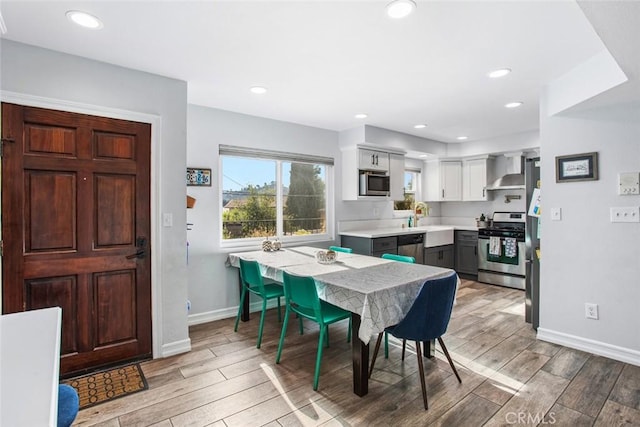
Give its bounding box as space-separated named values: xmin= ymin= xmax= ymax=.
xmin=486 ymin=153 xmax=525 ymax=190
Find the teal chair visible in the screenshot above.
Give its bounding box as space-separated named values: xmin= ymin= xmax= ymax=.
xmin=380 ymin=252 xmax=415 ymax=358
xmin=381 ymin=253 xmax=415 ymax=263
xmin=234 ymin=258 xmax=284 ymax=348
xmin=329 ymin=246 xmax=353 ymax=253
xmin=276 ymin=271 xmax=351 ymax=390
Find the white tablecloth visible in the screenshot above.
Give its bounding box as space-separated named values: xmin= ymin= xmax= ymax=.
xmin=227 ymin=246 xmax=457 ymax=344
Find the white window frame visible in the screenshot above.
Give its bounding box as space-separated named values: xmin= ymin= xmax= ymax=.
xmin=393 ymin=168 xmax=421 ymax=217
xmin=219 ymin=145 xmax=335 ymax=249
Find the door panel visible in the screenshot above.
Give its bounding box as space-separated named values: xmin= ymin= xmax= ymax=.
xmin=26 ymin=275 xmax=79 ymax=354
xmin=95 ymin=174 xmax=135 ymax=247
xmin=2 ymin=103 xmax=152 ymax=375
xmin=25 ymin=171 xmax=77 ymax=252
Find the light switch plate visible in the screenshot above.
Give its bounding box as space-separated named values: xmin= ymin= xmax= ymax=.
xmin=610 ymin=206 xmax=640 ymax=223
xmin=550 ymin=207 xmax=562 ymax=221
xmin=163 ymin=213 xmax=173 ymax=227
xmin=618 ymin=172 xmax=640 ymax=195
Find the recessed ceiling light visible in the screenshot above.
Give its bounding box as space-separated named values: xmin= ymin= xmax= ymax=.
xmin=505 ymin=101 xmax=523 ymax=108
xmin=488 ymin=68 xmax=511 ymax=78
xmin=354 ymin=113 xmax=368 ymax=119
xmin=386 ymin=0 xmax=416 ymax=19
xmin=414 ymin=124 xmax=427 ymax=129
xmin=456 ymin=136 xmax=468 ymax=141
xmin=66 ymin=10 xmax=103 ymax=29
xmin=419 ymin=154 xmax=428 ymax=158
xmin=250 ymin=86 xmax=267 ymax=94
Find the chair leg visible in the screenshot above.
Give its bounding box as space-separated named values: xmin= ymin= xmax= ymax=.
xmin=275 ymin=308 xmax=291 ymax=363
xmin=415 ymin=340 xmax=428 ymax=410
xmin=313 ymin=325 xmax=327 ymax=390
xmin=368 ymin=332 xmax=384 ymax=378
xmin=298 ymin=316 xmax=304 ymax=335
xmin=234 ymin=287 xmax=247 ymax=332
xmin=401 ymin=339 xmax=407 ymax=361
xmin=438 ymin=337 xmax=462 ymax=383
xmin=347 ymin=317 xmax=352 ymax=343
xmin=384 ymin=332 xmax=389 ymax=359
xmin=256 ymin=299 xmax=268 ymax=348
xmin=277 ymin=297 xmax=282 ymax=322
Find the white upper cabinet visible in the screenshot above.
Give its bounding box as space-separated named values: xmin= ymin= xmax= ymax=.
xmin=358 ymin=148 xmax=389 ymax=172
xmin=424 ymin=160 xmax=462 ymax=201
xmin=463 ymin=156 xmax=495 ymax=201
xmin=389 ymin=153 xmax=405 ymax=201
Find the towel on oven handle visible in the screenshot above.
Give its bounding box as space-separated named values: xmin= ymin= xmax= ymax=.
xmin=504 ymin=237 xmax=517 ymax=258
xmin=489 ymin=236 xmax=501 ymax=256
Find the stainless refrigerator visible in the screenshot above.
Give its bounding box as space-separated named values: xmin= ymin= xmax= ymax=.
xmin=525 ymin=158 xmax=540 ymax=329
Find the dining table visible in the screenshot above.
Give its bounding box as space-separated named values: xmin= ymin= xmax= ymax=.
xmin=226 ymin=245 xmax=457 ymax=397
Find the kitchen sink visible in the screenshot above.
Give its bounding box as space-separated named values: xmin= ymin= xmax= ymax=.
xmin=423 ymin=226 xmax=454 ymax=247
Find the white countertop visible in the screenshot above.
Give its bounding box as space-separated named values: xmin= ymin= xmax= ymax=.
xmin=339 ymin=224 xmax=478 ymax=239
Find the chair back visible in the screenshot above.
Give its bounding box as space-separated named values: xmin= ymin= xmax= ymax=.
xmin=390 ymin=273 xmax=457 ymax=342
xmin=239 ymin=258 xmax=265 ymax=293
xmin=381 ymin=253 xmax=415 ymax=263
xmin=329 ymin=246 xmax=353 ymax=253
xmin=282 ymin=271 xmax=323 ymax=322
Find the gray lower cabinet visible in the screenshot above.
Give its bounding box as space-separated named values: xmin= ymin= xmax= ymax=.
xmin=340 ymin=235 xmax=397 ymax=257
xmin=424 ymin=244 xmax=454 ymax=269
xmin=455 ymin=230 xmax=478 ymax=276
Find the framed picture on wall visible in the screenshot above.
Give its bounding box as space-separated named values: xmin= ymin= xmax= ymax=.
xmin=186 ymin=167 xmax=212 ymax=186
xmin=556 ymin=152 xmax=598 ymax=182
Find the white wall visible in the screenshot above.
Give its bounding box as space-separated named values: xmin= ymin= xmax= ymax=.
xmin=0 ymin=41 xmax=190 ymax=356
xmin=186 ymin=105 xmax=348 ymax=322
xmin=537 ymin=84 xmax=640 ymax=363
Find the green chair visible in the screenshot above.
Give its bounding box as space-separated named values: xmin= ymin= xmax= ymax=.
xmin=380 ymin=252 xmax=415 ymax=358
xmin=234 ymin=258 xmax=284 ymax=348
xmin=276 ymin=271 xmax=351 ymax=390
xmin=329 ymin=246 xmax=353 ymax=253
xmin=381 ymin=253 xmax=415 ymax=263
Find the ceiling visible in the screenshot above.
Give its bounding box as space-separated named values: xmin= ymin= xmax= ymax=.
xmin=0 ymin=1 xmax=610 ymax=144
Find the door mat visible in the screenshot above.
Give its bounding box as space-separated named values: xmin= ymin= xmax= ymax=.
xmin=62 ymin=363 xmax=148 ymax=410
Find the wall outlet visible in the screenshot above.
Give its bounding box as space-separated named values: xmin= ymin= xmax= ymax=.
xmin=550 ymin=207 xmax=562 ymax=221
xmin=163 ymin=213 xmax=173 ymax=227
xmin=585 ymin=303 xmax=598 ymax=320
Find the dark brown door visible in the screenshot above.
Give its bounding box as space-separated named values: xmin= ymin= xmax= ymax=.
xmin=1 ymin=103 xmax=152 ymax=375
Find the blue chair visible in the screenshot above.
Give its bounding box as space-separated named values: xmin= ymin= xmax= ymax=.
xmin=368 ymin=273 xmax=461 ymax=410
xmin=276 ymin=271 xmax=351 ymax=390
xmin=381 ymin=253 xmax=415 ymax=263
xmin=57 ymin=384 xmax=79 ymax=427
xmin=234 ymin=258 xmax=284 ymax=348
xmin=329 ymin=246 xmax=353 ymax=253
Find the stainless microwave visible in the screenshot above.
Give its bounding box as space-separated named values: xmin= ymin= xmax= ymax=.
xmin=359 ymin=172 xmax=390 ymax=196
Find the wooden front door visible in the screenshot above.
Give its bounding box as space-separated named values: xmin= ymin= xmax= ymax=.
xmin=1 ymin=103 xmax=152 ymax=376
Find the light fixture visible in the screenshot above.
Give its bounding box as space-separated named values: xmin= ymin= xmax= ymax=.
xmin=250 ymin=86 xmax=267 ymax=94
xmin=66 ymin=10 xmax=103 ymax=29
xmin=419 ymin=154 xmax=428 ymax=158
xmin=386 ymin=0 xmax=416 ymax=19
xmin=354 ymin=113 xmax=368 ymax=119
xmin=488 ymin=68 xmax=511 ymax=78
xmin=505 ymin=101 xmax=523 ymax=108
xmin=414 ymin=124 xmax=427 ymax=129
xmin=456 ymin=136 xmax=468 ymax=141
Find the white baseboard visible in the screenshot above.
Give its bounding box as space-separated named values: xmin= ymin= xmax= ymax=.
xmin=160 ymin=338 xmax=192 ymax=358
xmin=537 ymin=328 xmax=640 ymax=366
xmin=188 ymin=300 xmax=281 ymax=326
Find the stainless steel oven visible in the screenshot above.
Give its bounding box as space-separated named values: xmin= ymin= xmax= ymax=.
xmin=478 ymin=212 xmax=526 ymax=290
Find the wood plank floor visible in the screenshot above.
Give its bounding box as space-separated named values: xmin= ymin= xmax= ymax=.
xmin=73 ymin=280 xmax=640 ymax=426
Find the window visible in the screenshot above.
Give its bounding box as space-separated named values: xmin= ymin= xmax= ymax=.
xmin=220 ymin=145 xmax=333 ymax=243
xmin=394 ymin=169 xmax=420 ymax=210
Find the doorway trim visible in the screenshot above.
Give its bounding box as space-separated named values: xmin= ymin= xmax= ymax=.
xmin=1 ymin=90 xmax=164 ymax=359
